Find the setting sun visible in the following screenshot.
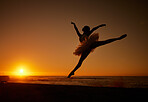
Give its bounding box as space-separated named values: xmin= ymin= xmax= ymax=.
xmin=12 ymin=65 xmax=30 ymax=76
xmin=17 ymin=68 xmax=26 ymax=76
xmin=19 ymin=69 xmax=24 ymax=74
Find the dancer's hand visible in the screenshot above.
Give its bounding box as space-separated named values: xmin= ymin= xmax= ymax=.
xmin=99 ymin=24 xmax=106 ymax=27
xmin=71 ymin=22 xmax=75 ymax=25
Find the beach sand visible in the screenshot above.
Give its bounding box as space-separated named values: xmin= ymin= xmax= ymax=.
xmin=0 ymin=83 xmax=147 ymax=102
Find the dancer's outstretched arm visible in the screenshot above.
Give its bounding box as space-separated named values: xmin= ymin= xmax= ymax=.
xmin=71 ymin=22 xmax=81 ymax=37
xmin=90 ymin=24 xmax=106 ymax=34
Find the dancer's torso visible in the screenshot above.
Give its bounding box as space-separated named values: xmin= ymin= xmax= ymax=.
xmin=79 ymin=34 xmax=88 ymax=43
xmin=79 ymin=31 xmax=92 ymax=43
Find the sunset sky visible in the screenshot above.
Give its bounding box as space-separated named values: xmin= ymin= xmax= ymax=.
xmin=0 ymin=0 xmax=147 ymax=76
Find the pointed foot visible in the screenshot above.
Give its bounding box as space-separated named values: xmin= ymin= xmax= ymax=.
xmin=67 ymin=71 xmax=75 ymax=78
xmin=118 ymin=34 xmax=127 ymax=40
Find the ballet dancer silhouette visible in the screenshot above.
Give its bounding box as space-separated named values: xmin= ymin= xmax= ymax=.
xmin=68 ymin=22 xmax=127 ymax=78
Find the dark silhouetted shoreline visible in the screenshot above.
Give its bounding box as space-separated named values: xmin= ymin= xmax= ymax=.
xmin=0 ymin=83 xmax=147 ymax=102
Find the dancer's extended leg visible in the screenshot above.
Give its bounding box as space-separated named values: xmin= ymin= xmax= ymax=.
xmin=92 ymin=34 xmax=127 ymax=48
xmin=67 ymin=50 xmax=91 ymax=78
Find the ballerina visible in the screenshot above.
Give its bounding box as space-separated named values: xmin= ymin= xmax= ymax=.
xmin=68 ymin=22 xmax=127 ymax=78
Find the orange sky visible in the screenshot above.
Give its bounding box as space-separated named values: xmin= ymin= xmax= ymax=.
xmin=0 ymin=0 xmax=148 ymax=76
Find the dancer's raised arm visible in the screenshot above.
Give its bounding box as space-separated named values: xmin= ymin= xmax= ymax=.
xmin=71 ymin=22 xmax=81 ymax=37
xmin=90 ymin=24 xmax=106 ymax=34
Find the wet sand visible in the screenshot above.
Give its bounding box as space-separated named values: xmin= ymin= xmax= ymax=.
xmin=0 ymin=83 xmax=147 ymax=102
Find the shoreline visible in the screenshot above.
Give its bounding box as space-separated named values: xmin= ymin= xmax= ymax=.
xmin=0 ymin=83 xmax=147 ymax=102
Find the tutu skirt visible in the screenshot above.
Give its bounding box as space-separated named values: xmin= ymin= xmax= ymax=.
xmin=73 ymin=33 xmax=99 ymax=56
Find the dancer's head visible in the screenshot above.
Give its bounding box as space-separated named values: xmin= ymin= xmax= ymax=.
xmin=82 ymin=26 xmax=90 ymax=33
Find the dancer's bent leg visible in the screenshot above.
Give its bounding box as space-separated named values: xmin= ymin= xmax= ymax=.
xmin=67 ymin=50 xmax=91 ymax=78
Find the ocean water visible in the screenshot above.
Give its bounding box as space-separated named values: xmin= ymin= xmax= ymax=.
xmin=9 ymin=76 xmax=148 ymax=88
